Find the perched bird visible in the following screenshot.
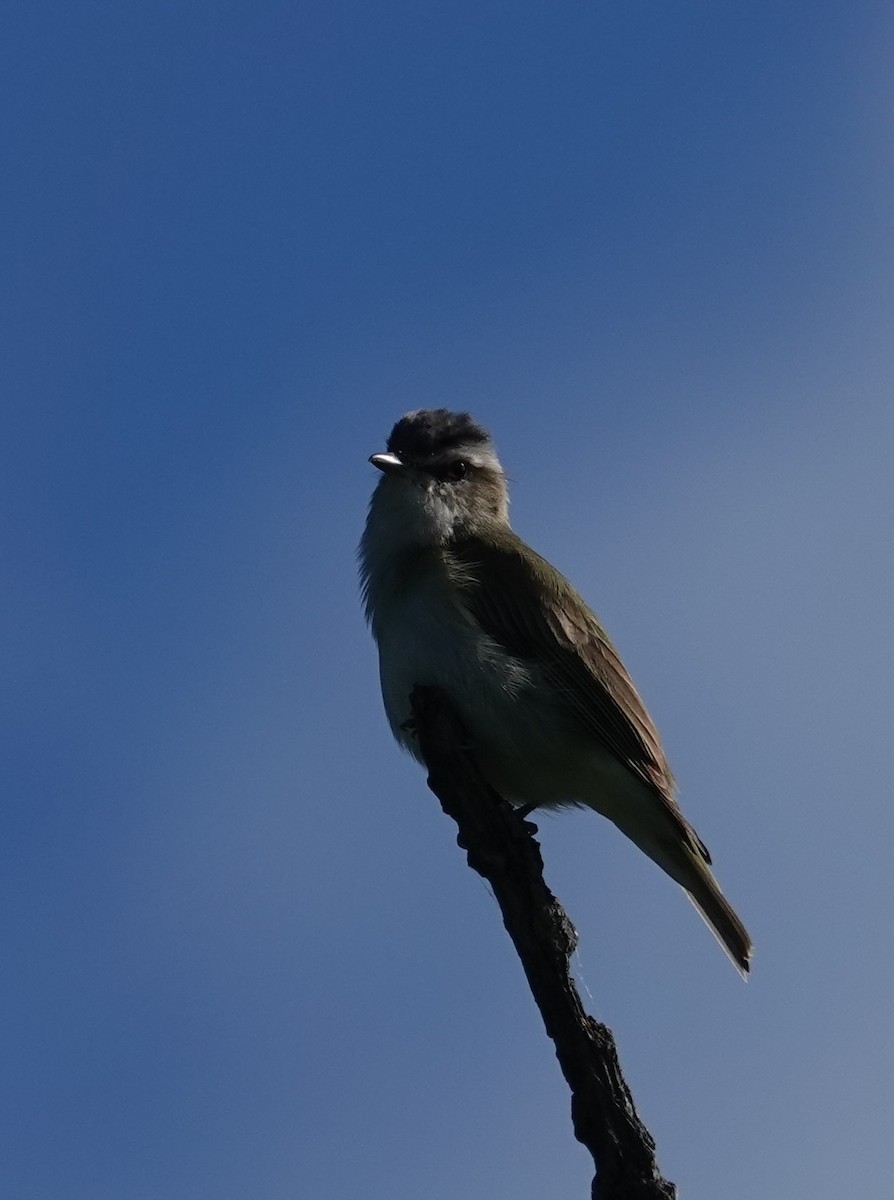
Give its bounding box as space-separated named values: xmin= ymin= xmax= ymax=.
xmin=359 ymin=409 xmax=752 ymax=976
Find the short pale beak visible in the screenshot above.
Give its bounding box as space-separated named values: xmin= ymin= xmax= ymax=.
xmin=369 ymin=452 xmax=404 ymax=474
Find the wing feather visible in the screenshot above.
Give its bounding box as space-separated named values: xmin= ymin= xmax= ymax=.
xmin=448 ymin=533 xmax=709 ymax=860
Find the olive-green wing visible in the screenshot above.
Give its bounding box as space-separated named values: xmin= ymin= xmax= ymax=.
xmin=448 ymin=532 xmax=709 ymax=858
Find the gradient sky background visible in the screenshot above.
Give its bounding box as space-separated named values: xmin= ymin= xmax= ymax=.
xmin=3 ymin=3 xmax=894 ymax=1197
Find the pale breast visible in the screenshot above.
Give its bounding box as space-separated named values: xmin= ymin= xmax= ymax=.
xmin=374 ymin=568 xmax=600 ymax=809
xmin=375 ymin=573 xmax=523 ymax=738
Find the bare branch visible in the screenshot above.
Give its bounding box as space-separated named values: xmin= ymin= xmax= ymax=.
xmin=411 ymin=686 xmax=677 ymax=1200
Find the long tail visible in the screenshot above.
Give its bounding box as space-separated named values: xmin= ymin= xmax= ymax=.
xmin=636 ymin=828 xmax=753 ymax=977
xmin=682 ymin=854 xmax=753 ymax=978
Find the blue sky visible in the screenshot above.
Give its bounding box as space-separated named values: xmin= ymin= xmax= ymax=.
xmin=3 ymin=3 xmax=893 ymax=1197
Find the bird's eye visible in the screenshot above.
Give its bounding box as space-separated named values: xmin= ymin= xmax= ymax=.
xmin=433 ymin=460 xmax=468 ymax=483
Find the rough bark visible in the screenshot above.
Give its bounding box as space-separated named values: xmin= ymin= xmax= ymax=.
xmin=411 ymin=686 xmax=677 ymax=1200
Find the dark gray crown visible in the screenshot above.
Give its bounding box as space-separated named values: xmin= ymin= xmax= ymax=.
xmin=386 ymin=409 xmax=491 ymax=459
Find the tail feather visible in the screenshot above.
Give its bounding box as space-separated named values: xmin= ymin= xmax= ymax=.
xmin=636 ymin=829 xmax=753 ymax=977
xmin=683 ymin=865 xmax=753 ymax=978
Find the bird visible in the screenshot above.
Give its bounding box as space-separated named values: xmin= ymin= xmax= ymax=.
xmin=359 ymin=408 xmax=752 ymax=976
